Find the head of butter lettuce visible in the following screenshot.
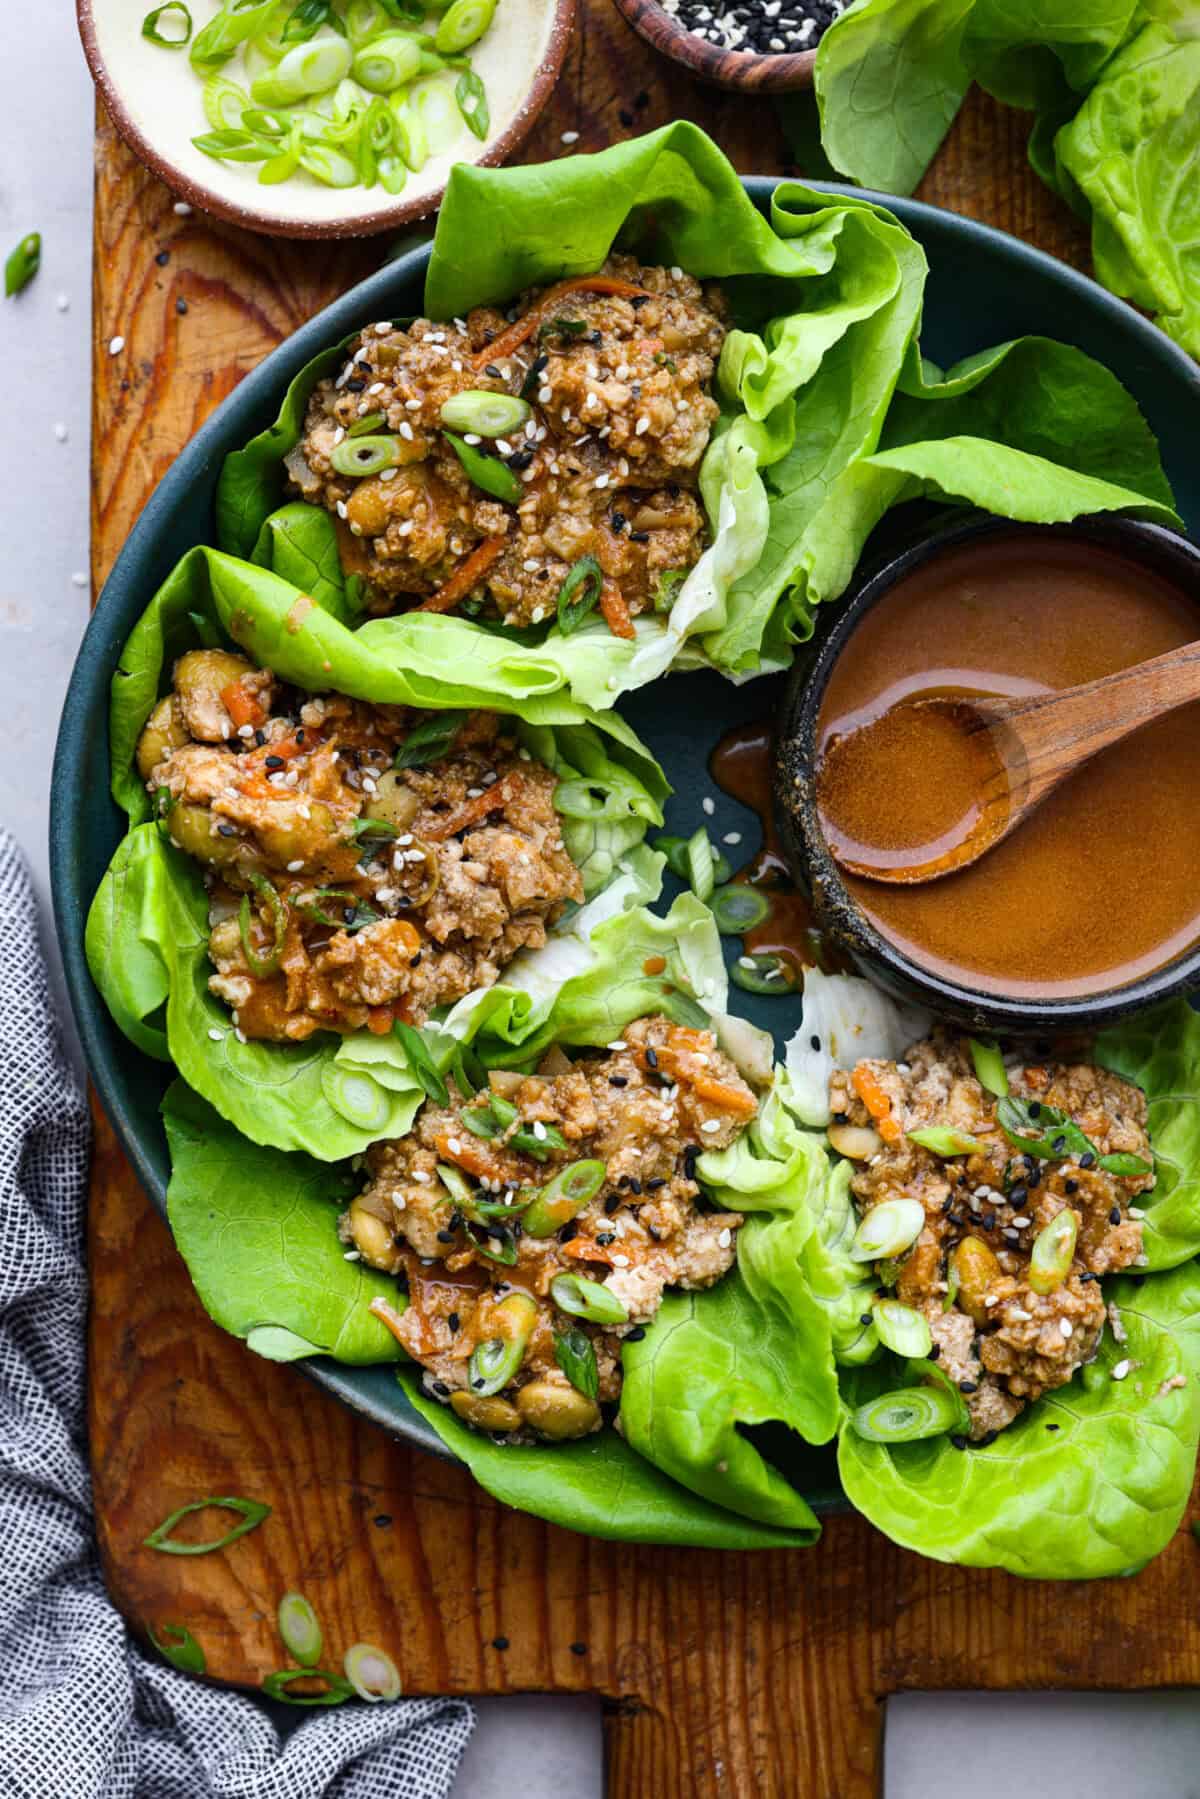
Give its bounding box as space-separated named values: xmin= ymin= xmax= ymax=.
xmin=785 ymin=974 xmax=1200 ymax=1579
xmin=85 ymin=542 xmax=668 ymax=1160
xmin=215 ymin=123 xmax=1176 ymax=709
xmin=158 ymin=893 xmax=843 ymax=1549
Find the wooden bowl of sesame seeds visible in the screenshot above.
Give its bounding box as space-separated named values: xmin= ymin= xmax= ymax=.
xmin=609 ymin=0 xmax=821 ymax=92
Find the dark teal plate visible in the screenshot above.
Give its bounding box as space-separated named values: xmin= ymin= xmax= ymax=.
xmin=51 ymin=179 xmax=1200 ymax=1514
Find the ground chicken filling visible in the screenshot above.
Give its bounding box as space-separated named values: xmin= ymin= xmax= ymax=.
xmin=344 ymin=1016 xmax=756 ymax=1440
xmin=830 ymin=1034 xmax=1154 ymax=1441
xmin=136 ymin=649 xmax=582 ymax=1041
xmin=287 ymin=256 xmax=728 ymax=630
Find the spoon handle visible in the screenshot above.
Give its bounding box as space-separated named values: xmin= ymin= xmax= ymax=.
xmin=973 ymin=638 xmax=1200 ymax=814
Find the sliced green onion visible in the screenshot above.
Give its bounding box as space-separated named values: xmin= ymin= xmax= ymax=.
xmin=510 ymin=1122 xmax=568 ymax=1163
xmin=555 ymin=1325 xmax=600 ymax=1400
xmin=281 ymin=0 xmax=338 ymax=43
xmin=148 ymin=1622 xmax=206 ymax=1674
xmin=393 ymin=708 xmax=466 ymax=769
xmin=709 ymin=884 xmax=770 ymax=935
xmin=144 ymin=1495 xmax=271 ymax=1555
xmin=523 ymin=1160 xmax=606 ymax=1238
xmin=460 ymin=1091 xmax=518 ymax=1140
xmin=850 ymin=1197 xmax=925 ymax=1264
xmin=342 ymin=412 xmax=385 ymax=440
xmin=556 ymin=555 xmax=604 ymax=635
xmin=850 ymin=1384 xmax=966 ymax=1444
xmin=321 ymin=1065 xmax=391 ymax=1131
xmin=378 ymin=152 xmax=408 ymax=194
xmin=344 ymin=1642 xmax=403 ymax=1701
xmin=444 ymin=431 xmax=522 ymax=504
xmin=908 ymin=1126 xmax=987 ymax=1157
xmin=277 ymin=1591 xmax=323 ymax=1667
xmin=238 ymin=871 xmax=289 ymax=977
xmin=191 ymin=0 xmax=280 ymax=69
xmin=1028 ymin=1207 xmax=1079 ymax=1295
xmin=389 ymin=96 xmax=429 ymax=171
xmin=996 ymin=1097 xmax=1093 ymax=1163
xmin=143 ymin=2 xmax=193 ymax=47
xmin=331 ymin=433 xmax=400 ymax=477
xmin=686 ymin=827 xmax=715 ymax=903
xmin=653 ymin=567 xmax=687 ymax=613
xmin=258 ymin=123 xmax=303 ymax=183
xmin=262 ymin=1668 xmax=354 ymax=1706
xmin=241 ymin=102 xmax=290 ymax=135
xmin=550 ymin=1272 xmax=628 ymax=1326
xmin=469 ymin=1292 xmax=538 ymax=1394
xmin=654 ymin=834 xmax=690 ymax=880
xmin=435 ymin=0 xmax=496 ymax=51
xmin=345 ymin=0 xmax=392 ymax=41
xmin=436 ymin=1159 xmax=475 ymax=1207
xmin=969 ymin=1038 xmax=1008 ymax=1097
xmin=298 ymin=143 xmax=360 ymax=185
xmin=412 ymin=73 xmax=463 ymax=152
xmin=350 ymin=816 xmax=401 ymax=851
xmin=1097 ymin=1150 xmax=1154 ymax=1177
xmin=730 ymin=952 xmax=795 ymax=996
xmin=203 ymin=73 xmax=250 ymax=128
xmin=353 ymin=30 xmax=422 ymax=89
xmin=450 ymin=1042 xmax=486 ymax=1097
xmin=393 ymin=1020 xmax=449 ymax=1106
xmin=872 ymin=1299 xmax=932 ymax=1359
xmin=440 ymin=391 xmax=532 ymax=438
xmin=258 ymin=35 xmax=352 ymax=101
xmin=192 ymin=127 xmax=275 ymax=161
xmin=455 ymin=67 xmax=489 ymax=139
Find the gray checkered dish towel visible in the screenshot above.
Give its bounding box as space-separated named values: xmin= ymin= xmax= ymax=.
xmin=0 ymin=831 xmax=474 ymax=1799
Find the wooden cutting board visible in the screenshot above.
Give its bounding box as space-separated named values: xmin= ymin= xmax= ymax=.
xmin=88 ymin=11 xmax=1200 ymax=1791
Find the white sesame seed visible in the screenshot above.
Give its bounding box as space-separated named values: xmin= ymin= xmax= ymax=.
xmin=1135 ymin=1252 xmax=1150 ymax=1265
xmin=702 ymin=797 xmax=715 ymax=816
xmin=700 ymin=1118 xmax=722 ymax=1134
xmin=399 ymin=421 xmax=414 ymax=441
xmin=532 ymin=1120 xmax=547 ymax=1141
xmin=463 ymin=433 xmax=481 ymax=446
xmin=670 ymin=265 xmax=683 ymax=279
xmin=374 ymin=321 xmax=392 ymax=335
xmin=560 ymin=130 xmax=580 ymax=144
xmin=367 ymin=381 xmax=385 ymax=395
xmin=343 ymin=1250 xmax=361 ymax=1262
xmin=737 ymin=955 xmax=756 ymax=970
xmin=1010 ymin=1215 xmax=1031 ymax=1228
xmin=173 ymin=201 xmax=192 ymax=215
xmin=722 ymin=831 xmax=741 ymax=846
xmin=607 ymin=1040 xmax=627 ymax=1052
xmin=286 ymin=859 xmax=303 ymax=872
xmin=611 ymin=1253 xmax=630 ymax=1267
xmin=718 ymin=1227 xmax=732 ymax=1248
xmin=1008 ymin=1306 xmax=1032 ymax=1321
xmin=397 ymin=518 xmax=414 ymax=535
xmin=447 ymin=1137 xmax=462 ymax=1155
xmin=523 ymin=557 xmax=539 ymax=572
xmin=1129 ymin=1206 xmax=1146 ymax=1218
xmin=336 ymin=500 xmax=348 ymax=520
xmin=53 ymin=423 xmax=68 ymax=443
xmin=411 ymin=1170 xmax=430 ymax=1185
xmin=55 ymin=293 xmax=70 ymax=312
xmin=207 ymin=1028 xmax=224 ymax=1042
xmin=71 ymin=572 xmax=88 ymax=588
xmin=349 ymin=522 xmax=363 ymax=536
xmin=1112 ymin=1358 xmax=1132 ymax=1380
xmin=380 ymin=468 xmax=398 ymax=483
xmin=1060 ymin=1319 xmax=1073 ymax=1338
xmin=593 ymin=474 xmax=610 ymax=489
xmin=108 ymin=335 xmax=125 ymax=355
xmin=530 ymin=606 xmax=546 ymax=623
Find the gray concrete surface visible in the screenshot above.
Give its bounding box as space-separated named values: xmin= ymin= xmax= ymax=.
xmin=5 ymin=6 xmax=1198 ymax=1795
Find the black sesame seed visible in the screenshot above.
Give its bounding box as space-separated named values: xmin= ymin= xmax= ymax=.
xmin=683 ymin=1146 xmax=700 ymax=1179
xmin=1028 ymin=1101 xmax=1042 ymax=1119
xmin=610 ymin=510 xmax=627 ymax=533
xmin=604 ymin=1195 xmax=621 ymax=1216
xmin=570 ymin=1642 xmax=587 ymax=1656
xmin=254 ymin=728 xmax=266 ymax=746
xmin=346 ymin=377 xmax=366 ymax=392
xmin=950 ymin=1434 xmax=968 ymax=1451
xmin=983 ymin=1214 xmax=996 ymax=1232
xmin=492 ymin=1636 xmax=510 ymax=1650
xmin=437 ymin=1229 xmax=455 ymax=1243
xmin=265 ymin=753 xmax=284 ymax=769
xmin=628 ymin=530 xmax=650 ymax=544
xmin=484 ymin=363 xmax=503 ymax=377
xmin=629 ymin=1178 xmax=642 ymax=1196
xmin=596 ymin=1232 xmax=615 ymax=1247
xmin=448 ymin=1311 xmax=460 ymax=1332
xmin=1009 ymin=1184 xmax=1027 ymax=1205
xmin=647 ymin=1177 xmax=666 ymax=1191
xmin=1052 ymin=1135 xmax=1067 ymax=1154
xmin=1080 ymin=1152 xmax=1096 ymax=1169
xmin=433 ymin=1381 xmax=450 ymax=1397
xmin=941 ymin=1195 xmax=954 ymax=1213
xmin=1064 ymin=1178 xmax=1079 ymax=1195
xmin=373 ymin=1513 xmax=392 ymax=1528
xmin=646 ymin=1047 xmax=658 ymax=1069
xmin=625 ymin=1325 xmax=647 ymax=1342
xmin=959 ymin=1380 xmax=978 ymax=1394
xmin=859 ymin=1313 xmax=873 ymax=1326
xmin=928 ymin=1343 xmax=941 ymax=1360
xmin=156 ymin=249 xmax=170 ymax=266
xmin=558 ymin=1222 xmax=579 ymax=1243
xmin=609 ymin=1075 xmax=628 ymax=1088
xmin=1109 ymin=1206 xmax=1122 ymax=1225
xmin=176 ymin=297 xmax=189 ymax=315
xmin=832 ymin=1110 xmax=849 ymax=1125
xmin=1046 ymin=1422 xmax=1060 ymax=1431
xmin=217 ymin=822 xmax=236 ymax=837
xmin=507 ymin=448 xmax=535 ymax=471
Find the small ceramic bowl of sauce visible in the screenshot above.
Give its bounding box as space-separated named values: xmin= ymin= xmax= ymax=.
xmin=774 ymin=513 xmax=1200 ymax=1033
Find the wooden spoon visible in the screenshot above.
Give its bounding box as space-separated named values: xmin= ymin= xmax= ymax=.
xmin=822 ymin=639 xmax=1200 ymax=885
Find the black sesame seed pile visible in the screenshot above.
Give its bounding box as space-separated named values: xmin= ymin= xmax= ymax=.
xmin=660 ymin=0 xmax=844 ymax=54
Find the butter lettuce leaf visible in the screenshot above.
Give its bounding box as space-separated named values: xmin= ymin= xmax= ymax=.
xmin=1097 ymin=999 xmax=1200 ymax=1272
xmin=839 ymin=1260 xmax=1200 ymax=1578
xmin=162 ymin=1081 xmax=405 ymax=1364
xmin=404 ymin=1377 xmax=820 ymax=1548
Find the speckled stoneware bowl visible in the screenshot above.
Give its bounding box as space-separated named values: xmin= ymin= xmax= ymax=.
xmin=775 ymin=514 xmax=1200 ymax=1037
xmin=78 ymin=0 xmax=575 ymax=237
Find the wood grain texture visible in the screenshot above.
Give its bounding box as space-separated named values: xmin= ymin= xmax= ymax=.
xmin=88 ymin=9 xmax=1169 ymax=1793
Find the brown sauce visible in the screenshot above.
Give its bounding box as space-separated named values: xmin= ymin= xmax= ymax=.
xmin=710 ymin=721 xmax=833 ymax=979
xmin=816 ymin=533 xmax=1200 ymax=998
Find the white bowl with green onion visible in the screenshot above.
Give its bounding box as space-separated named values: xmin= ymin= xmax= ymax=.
xmin=79 ymin=0 xmax=574 ymax=236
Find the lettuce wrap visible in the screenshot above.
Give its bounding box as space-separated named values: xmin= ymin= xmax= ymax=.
xmin=808 ymin=0 xmax=1200 ymax=354
xmin=780 ymin=987 xmax=1200 ymax=1578
xmin=161 ymin=894 xmax=840 ymax=1546
xmin=215 ymin=125 xmax=1174 ymax=705
xmin=86 ymin=544 xmax=668 ymax=1158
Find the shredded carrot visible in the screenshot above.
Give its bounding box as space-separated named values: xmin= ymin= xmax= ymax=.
xmin=693 ymin=1077 xmax=758 ymax=1119
xmin=561 ymin=1236 xmax=618 ymax=1267
xmin=368 ymin=1297 xmax=408 ymax=1345
xmin=852 ymin=1066 xmax=902 ymax=1144
xmin=222 ymin=681 xmax=268 ymax=731
xmin=418 ymin=536 xmax=505 ymax=614
xmin=367 ymin=1008 xmax=394 ymax=1036
xmin=1023 ymin=1066 xmax=1050 ymax=1091
xmin=599 ymin=579 xmax=636 ymax=641
xmin=472 ymin=276 xmax=649 ymax=367
xmin=422 ymin=769 xmax=522 ymax=841
xmin=435 ymin=1131 xmax=514 ymax=1185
